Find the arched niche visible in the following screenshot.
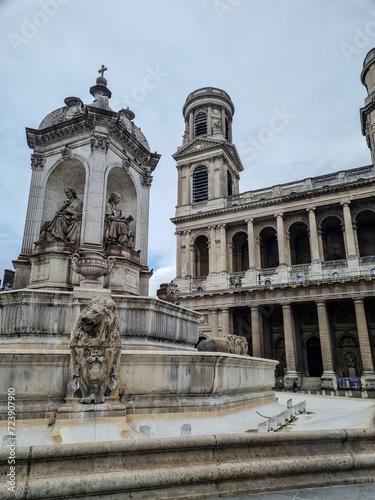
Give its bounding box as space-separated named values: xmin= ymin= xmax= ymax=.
xmin=193 ymin=234 xmax=209 ymax=277
xmin=289 ymin=221 xmax=311 ymax=265
xmin=106 ymin=166 xmax=137 ymax=236
xmin=320 ymin=215 xmax=346 ymax=261
xmin=42 ymin=158 xmax=86 ymax=230
xmin=259 ymin=226 xmax=279 ymax=269
xmin=355 ymin=209 xmax=375 ymax=257
xmin=232 ymin=231 xmax=248 ymax=272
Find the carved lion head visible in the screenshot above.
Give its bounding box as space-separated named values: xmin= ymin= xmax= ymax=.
xmin=70 ymin=296 xmax=121 ymax=348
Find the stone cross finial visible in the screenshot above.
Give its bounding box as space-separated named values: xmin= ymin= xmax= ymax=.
xmin=98 ymin=65 xmax=107 ymax=77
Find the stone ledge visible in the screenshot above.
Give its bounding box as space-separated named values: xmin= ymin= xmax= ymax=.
xmin=1 ymin=429 xmax=374 ymax=499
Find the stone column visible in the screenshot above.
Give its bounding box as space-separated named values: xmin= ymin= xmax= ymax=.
xmin=255 ymin=236 xmax=262 ymax=269
xmin=207 ymin=106 xmax=212 ymax=136
xmin=275 ymin=213 xmax=286 ymax=265
xmin=209 ymin=226 xmax=216 ymax=274
xmin=219 ymin=224 xmax=227 ymax=272
xmin=82 ymin=137 xmax=110 ymax=247
xmin=246 ymin=218 xmax=256 ymax=268
xmin=189 ymin=241 xmax=194 ymax=278
xmin=176 ymin=231 xmax=183 ymax=278
xmin=282 ymin=304 xmax=298 ymax=386
xmin=221 ymin=308 xmax=230 ymax=336
xmin=210 ymin=308 xmax=218 ymax=337
xmin=251 ymin=306 xmax=262 ymax=358
xmin=221 ymin=108 xmax=226 ymax=136
xmin=341 ymin=201 xmax=357 ymax=257
xmin=189 ymin=112 xmax=194 ymax=141
xmin=185 ymin=231 xmax=192 ymax=277
xmin=316 ymin=301 xmax=337 ymax=389
xmin=307 ymin=207 xmax=321 ymax=261
xmin=22 ymin=158 xmax=46 ymax=255
xmin=228 ymin=241 xmax=233 ymax=272
xmin=354 ymin=299 xmax=375 ymax=376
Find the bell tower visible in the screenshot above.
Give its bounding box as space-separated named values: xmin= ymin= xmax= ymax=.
xmin=173 ymin=87 xmax=243 ymax=216
xmin=361 ymin=48 xmax=375 ymax=164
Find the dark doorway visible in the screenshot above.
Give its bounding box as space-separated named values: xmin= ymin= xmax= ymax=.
xmin=306 ymin=337 xmax=323 ymax=376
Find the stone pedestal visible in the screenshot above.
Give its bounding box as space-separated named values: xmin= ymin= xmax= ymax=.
xmin=361 ymin=375 xmax=375 ymax=390
xmin=28 ymin=243 xmax=75 ymax=291
xmin=321 ymin=372 xmax=337 ymax=390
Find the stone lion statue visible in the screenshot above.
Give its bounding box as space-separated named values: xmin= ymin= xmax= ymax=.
xmin=197 ymin=334 xmax=249 ymax=356
xmin=70 ymin=296 xmax=122 ymax=404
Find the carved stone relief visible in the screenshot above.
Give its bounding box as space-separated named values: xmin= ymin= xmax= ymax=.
xmin=70 ymin=296 xmax=122 ymax=404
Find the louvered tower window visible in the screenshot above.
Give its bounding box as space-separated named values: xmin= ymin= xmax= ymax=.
xmin=193 ymin=165 xmax=208 ymax=202
xmin=195 ymin=111 xmax=207 ymax=137
xmin=225 ymin=117 xmax=230 ymax=141
xmin=227 ymin=170 xmax=233 ymax=196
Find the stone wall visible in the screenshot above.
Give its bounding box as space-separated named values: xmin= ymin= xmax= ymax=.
xmin=2 ymin=429 xmax=375 ymax=499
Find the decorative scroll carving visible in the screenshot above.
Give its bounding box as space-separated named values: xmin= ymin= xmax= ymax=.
xmin=141 ymin=171 xmax=153 ymax=186
xmin=70 ymin=296 xmax=121 ymax=404
xmin=31 ymin=153 xmax=46 ymax=169
xmin=61 ymin=146 xmax=72 ymax=160
xmin=196 ymin=335 xmax=248 ymax=356
xmin=91 ymin=134 xmax=109 ymax=153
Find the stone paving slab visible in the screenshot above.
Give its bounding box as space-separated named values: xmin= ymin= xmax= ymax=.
xmin=212 ymin=482 xmax=375 ymax=499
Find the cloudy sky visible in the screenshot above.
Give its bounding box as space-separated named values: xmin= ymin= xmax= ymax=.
xmin=0 ymin=0 xmax=374 ymax=295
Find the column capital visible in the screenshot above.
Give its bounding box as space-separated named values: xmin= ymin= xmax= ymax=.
xmin=340 ymin=200 xmax=351 ymax=207
xmin=246 ymin=218 xmax=254 ymax=224
xmin=306 ymin=206 xmax=316 ymax=213
xmin=274 ymin=212 xmax=284 ymax=219
xmin=315 ymin=300 xmax=327 ymax=307
xmin=353 ymin=298 xmax=364 ymax=305
xmin=282 ymin=302 xmax=291 ymax=309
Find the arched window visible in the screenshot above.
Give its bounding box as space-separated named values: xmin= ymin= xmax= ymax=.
xmin=232 ymin=232 xmax=248 ymax=272
xmin=356 ymin=210 xmax=375 ymax=257
xmin=259 ymin=227 xmax=279 ymax=268
xmin=321 ymin=216 xmax=345 ymax=261
xmin=194 ymin=235 xmax=209 ymax=277
xmin=289 ymin=221 xmax=311 ymax=265
xmin=193 ymin=165 xmax=208 ymax=203
xmin=194 ymin=111 xmax=207 ymax=137
xmin=227 ymin=170 xmax=233 ymax=196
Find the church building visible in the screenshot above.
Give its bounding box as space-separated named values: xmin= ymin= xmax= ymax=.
xmin=172 ymin=49 xmax=375 ymax=390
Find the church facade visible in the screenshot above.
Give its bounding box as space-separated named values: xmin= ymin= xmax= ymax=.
xmin=172 ymin=49 xmax=375 ymax=390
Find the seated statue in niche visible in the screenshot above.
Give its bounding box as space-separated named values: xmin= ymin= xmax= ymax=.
xmin=35 ymin=187 xmax=83 ymax=245
xmin=105 ymin=192 xmax=134 ymax=248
